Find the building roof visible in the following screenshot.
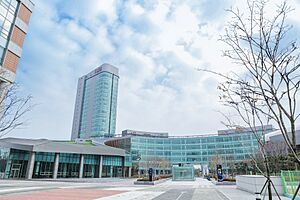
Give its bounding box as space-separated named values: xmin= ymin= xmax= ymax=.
xmin=217 ymin=125 xmax=274 ymax=135
xmin=122 ymin=129 xmax=169 ymax=137
xmin=83 ymin=63 xmax=119 ymax=80
xmin=0 ymin=137 xmax=125 ymax=156
xmin=265 ymin=126 xmax=300 ymax=144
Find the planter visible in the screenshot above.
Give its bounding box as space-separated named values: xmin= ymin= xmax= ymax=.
xmin=134 ymin=178 xmax=170 ymax=185
xmin=212 ymin=180 xmax=236 ymax=185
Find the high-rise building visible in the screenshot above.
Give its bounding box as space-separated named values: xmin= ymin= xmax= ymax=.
xmin=0 ymin=0 xmax=34 ymax=86
xmin=71 ymin=63 xmax=119 ymax=140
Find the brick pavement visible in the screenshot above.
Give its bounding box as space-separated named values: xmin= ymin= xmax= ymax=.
xmin=0 ymin=188 xmax=126 ymax=200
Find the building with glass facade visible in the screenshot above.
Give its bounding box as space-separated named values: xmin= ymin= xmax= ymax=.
xmin=71 ymin=63 xmax=119 ymax=140
xmin=105 ymin=126 xmax=274 ymax=176
xmin=0 ymin=126 xmax=277 ymax=179
xmin=0 ymin=0 xmax=34 ymax=85
xmin=0 ymin=137 xmax=132 ymax=179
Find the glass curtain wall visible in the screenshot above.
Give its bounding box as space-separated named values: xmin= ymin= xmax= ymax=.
xmin=5 ymin=149 xmax=29 ymax=179
xmin=79 ymin=71 xmax=119 ymax=138
xmin=109 ymin=74 xmax=118 ymax=136
xmin=57 ymin=153 xmax=80 ymax=178
xmin=102 ymin=156 xmax=123 ymax=177
xmin=0 ymin=0 xmax=18 ymax=63
xmin=83 ymin=154 xmax=99 ymax=178
xmin=0 ymin=147 xmax=10 ymax=178
xmin=33 ymin=152 xmax=55 ymax=178
xmin=106 ymin=131 xmax=268 ymax=174
xmin=172 ymin=166 xmax=195 ymax=181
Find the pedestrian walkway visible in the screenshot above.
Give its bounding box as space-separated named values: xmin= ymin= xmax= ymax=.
xmin=0 ymin=178 xmax=292 ymax=200
xmin=216 ymin=185 xmax=290 ymax=200
xmin=95 ymin=191 xmax=164 ymax=200
xmin=96 ymin=178 xmax=225 ymax=200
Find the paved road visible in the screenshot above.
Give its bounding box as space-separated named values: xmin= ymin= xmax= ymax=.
xmin=150 ymin=178 xmax=227 ymax=200
xmin=0 ymin=178 xmax=289 ymax=200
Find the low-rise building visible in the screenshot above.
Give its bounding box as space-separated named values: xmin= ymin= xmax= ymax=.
xmin=0 ymin=138 xmax=132 ymax=179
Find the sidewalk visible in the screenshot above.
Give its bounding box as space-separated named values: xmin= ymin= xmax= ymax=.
xmin=216 ymin=185 xmax=290 ymax=200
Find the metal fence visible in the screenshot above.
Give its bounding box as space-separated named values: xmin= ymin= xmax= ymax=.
xmin=281 ymin=170 xmax=300 ymax=199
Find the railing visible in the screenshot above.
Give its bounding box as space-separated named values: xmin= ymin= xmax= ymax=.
xmin=281 ymin=170 xmax=300 ymax=199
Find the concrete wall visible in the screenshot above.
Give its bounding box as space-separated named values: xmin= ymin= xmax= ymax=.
xmin=236 ymin=175 xmax=284 ymax=195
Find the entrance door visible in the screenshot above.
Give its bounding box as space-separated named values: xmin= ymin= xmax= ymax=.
xmin=11 ymin=164 xmax=21 ymax=179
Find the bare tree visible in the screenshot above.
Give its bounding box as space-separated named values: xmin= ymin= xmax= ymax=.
xmin=139 ymin=156 xmax=170 ymax=176
xmin=0 ymin=82 xmax=32 ymax=137
xmin=198 ymin=0 xmax=300 ymax=199
xmin=208 ymin=154 xmax=222 ymax=177
xmin=265 ymin=141 xmax=292 ymax=174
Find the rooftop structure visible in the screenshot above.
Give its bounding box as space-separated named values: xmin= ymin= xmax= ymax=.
xmin=122 ymin=129 xmax=169 ymax=138
xmin=217 ymin=125 xmax=273 ymax=135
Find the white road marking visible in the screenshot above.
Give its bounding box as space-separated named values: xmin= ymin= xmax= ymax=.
xmin=103 ymin=187 xmax=147 ymax=191
xmin=0 ymin=187 xmax=43 ymax=194
xmin=94 ymin=191 xmax=164 ymax=200
xmin=175 ymin=191 xmax=186 ymax=200
xmin=59 ymin=186 xmax=84 ymax=189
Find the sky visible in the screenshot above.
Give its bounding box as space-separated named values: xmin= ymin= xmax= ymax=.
xmin=10 ymin=0 xmax=300 ymax=140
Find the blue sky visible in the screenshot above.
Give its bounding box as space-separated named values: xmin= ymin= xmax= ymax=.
xmin=10 ymin=0 xmax=300 ymax=140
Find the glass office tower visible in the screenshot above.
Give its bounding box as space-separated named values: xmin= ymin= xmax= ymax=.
xmin=71 ymin=64 xmax=119 ymax=140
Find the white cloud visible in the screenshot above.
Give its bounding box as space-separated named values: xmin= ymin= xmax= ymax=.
xmin=11 ymin=0 xmax=300 ymax=139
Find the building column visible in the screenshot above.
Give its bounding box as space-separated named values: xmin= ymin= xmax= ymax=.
xmin=98 ymin=155 xmax=103 ymax=178
xmin=26 ymin=152 xmax=35 ymax=179
xmin=53 ymin=153 xmax=60 ymax=179
xmin=79 ymin=154 xmax=84 ymax=178
xmin=110 ymin=166 xmax=113 ymax=178
xmin=128 ymin=167 xmax=132 ymax=178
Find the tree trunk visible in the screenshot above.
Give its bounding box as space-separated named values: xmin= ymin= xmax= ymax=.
xmin=291 ymin=122 xmax=297 ymax=153
xmin=265 ymin=157 xmax=272 ymax=200
xmin=267 ymin=179 xmax=272 ymax=200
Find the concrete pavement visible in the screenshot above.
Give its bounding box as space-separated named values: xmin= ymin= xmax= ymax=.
xmin=216 ymin=185 xmax=290 ymax=200
xmin=0 ymin=178 xmax=290 ymax=200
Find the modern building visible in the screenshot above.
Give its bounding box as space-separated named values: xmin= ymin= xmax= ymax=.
xmin=105 ymin=126 xmax=275 ymax=176
xmin=71 ymin=64 xmax=119 ymax=140
xmin=0 ymin=0 xmax=34 ymax=86
xmin=265 ymin=126 xmax=300 ymax=151
xmin=0 ymin=126 xmax=278 ymax=179
xmin=0 ymin=137 xmax=132 ymax=179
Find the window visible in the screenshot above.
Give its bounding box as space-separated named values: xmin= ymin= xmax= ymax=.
xmin=0 ymin=0 xmax=18 ymax=63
